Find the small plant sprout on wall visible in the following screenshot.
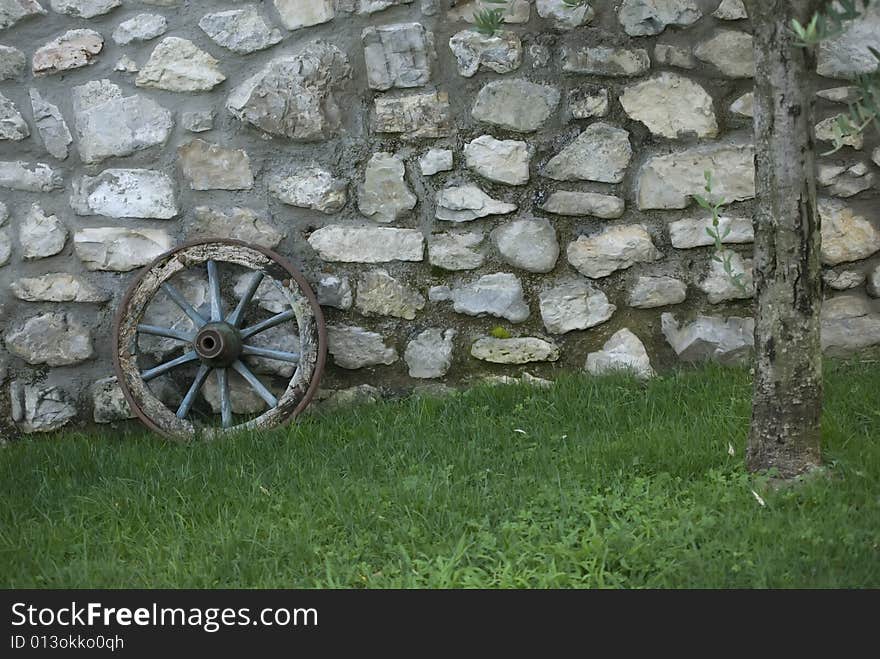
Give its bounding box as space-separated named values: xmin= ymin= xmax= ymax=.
xmin=473 ymin=0 xmax=509 ymax=36
xmin=692 ymin=171 xmax=748 ymax=294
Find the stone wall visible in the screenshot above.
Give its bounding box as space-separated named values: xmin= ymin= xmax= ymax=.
xmin=0 ymin=0 xmax=878 ymax=433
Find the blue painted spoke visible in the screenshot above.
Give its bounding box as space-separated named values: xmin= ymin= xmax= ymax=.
xmin=141 ymin=350 xmax=198 ymax=382
xmin=162 ymin=283 xmax=208 ymax=327
xmin=227 ymin=271 xmax=264 ymax=328
xmin=216 ymin=368 xmax=232 ymax=428
xmin=176 ymin=364 xmax=210 ymax=419
xmin=137 ymin=324 xmax=195 ymax=343
xmin=231 ymin=360 xmax=278 ymax=408
xmin=241 ymin=345 xmax=299 ymax=364
xmin=207 ymin=260 xmax=223 ymax=322
xmin=239 ymin=310 xmax=295 ymax=340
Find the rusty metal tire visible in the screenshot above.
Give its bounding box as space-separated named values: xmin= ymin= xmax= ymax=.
xmin=112 ymin=239 xmax=327 ymax=440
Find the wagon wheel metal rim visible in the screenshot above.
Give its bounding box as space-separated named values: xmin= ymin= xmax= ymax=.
xmin=113 ymin=239 xmax=327 ymax=440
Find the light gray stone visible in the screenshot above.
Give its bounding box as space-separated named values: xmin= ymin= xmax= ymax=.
xmin=568 ymin=86 xmax=609 ymax=119
xmin=562 ymin=45 xmax=651 ymax=76
xmin=447 ymin=0 xmax=529 ymax=23
xmin=713 ymin=0 xmax=746 ymax=19
xmin=0 ymin=0 xmax=46 ymax=32
xmin=694 ymin=30 xmax=754 ymax=78
xmin=491 ymin=217 xmax=559 ymax=273
xmin=729 ymin=92 xmax=754 ymax=118
xmin=328 ymin=325 xmax=398 ymax=369
xmin=114 ymin=55 xmax=138 ymax=73
xmin=10 ymin=381 xmax=76 ymax=433
xmin=315 ymin=384 xmax=382 ymax=411
xmin=32 ymin=29 xmax=103 ymax=76
xmin=539 ymin=278 xmax=615 ymax=334
xmin=530 ymin=43 xmax=551 ymax=68
xmin=356 ymin=269 xmax=425 ymax=319
xmin=270 ymin=167 xmax=347 ymax=214
xmin=823 ymin=269 xmax=866 ymax=291
xmin=358 ymin=152 xmax=416 ymax=223
xmin=0 ymin=228 xmax=10 ymax=266
xmin=5 ymin=312 xmax=93 ymax=366
xmin=316 ymin=274 xmax=353 ymax=310
xmin=628 ymin=276 xmax=687 ymax=309
xmin=363 ymin=22 xmax=433 ymax=90
xmin=137 ymin=37 xmax=225 ymax=92
xmin=586 ymin=328 xmax=655 ymax=379
xmin=19 ymin=204 xmax=66 ymax=260
xmin=637 ymin=141 xmax=755 ymax=209
xmin=471 ymin=79 xmax=560 ymax=132
xmin=699 ymin=250 xmax=754 ymax=303
xmin=821 ymin=295 xmax=880 ymax=356
xmin=372 ymin=89 xmax=452 ymax=139
xmin=819 ymin=198 xmax=880 ymax=266
xmin=0 ymin=93 xmax=28 ymax=141
xmin=274 ymin=0 xmax=334 ymax=30
xmin=356 ymin=0 xmax=413 ymax=15
xmin=818 ymin=162 xmax=874 ymax=198
xmin=0 ymin=161 xmax=62 ymax=191
xmin=567 ymin=225 xmax=661 ymax=279
xmin=405 ymin=328 xmax=455 ymax=379
xmin=661 ymin=312 xmax=755 ymax=364
xmin=71 ymin=169 xmax=178 ymax=219
xmin=178 ymin=139 xmax=253 ymax=191
xmin=868 ymin=266 xmax=880 ymax=298
xmin=818 ymin=2 xmax=880 ymax=79
xmin=815 ymin=113 xmax=864 ymax=149
xmin=874 ymin=147 xmax=880 ymax=168
xmin=435 ymin=185 xmax=516 ymax=222
xmin=308 ymin=225 xmax=423 ymax=263
xmin=11 ymin=273 xmax=107 ymax=302
xmin=471 ymin=337 xmax=559 ymax=364
xmin=620 ymin=72 xmax=718 ymax=139
xmin=72 ymin=80 xmax=173 ymax=164
xmin=448 ymin=29 xmax=522 ymax=77
xmin=618 ymin=0 xmax=700 ymax=36
xmin=816 ymin=86 xmax=861 ymax=104
xmin=182 ymin=110 xmax=213 ymax=133
xmin=112 ymin=13 xmax=166 ymax=45
xmin=232 ymin=275 xmax=288 ymax=313
xmin=536 ymin=0 xmax=594 ymax=29
xmin=541 ymin=191 xmax=624 ymax=219
xmin=428 ymin=231 xmax=485 ymax=271
xmin=542 ymin=122 xmax=632 ymax=183
xmin=199 ymin=6 xmax=282 ymax=54
xmin=74 ymin=227 xmax=172 ymax=271
xmin=654 ymin=43 xmax=695 ymax=69
xmin=464 ymin=135 xmax=530 ymax=185
xmin=0 ymin=45 xmax=25 ymax=80
xmin=669 ymin=214 xmax=754 ymax=249
xmin=434 ymin=272 xmax=529 ymax=323
xmin=419 ymin=148 xmax=453 ymax=175
xmin=190 ymin=207 xmax=283 ymax=249
xmin=243 ymin=325 xmax=299 ymax=378
xmin=228 ymin=42 xmax=350 ymax=140
xmin=28 ymin=89 xmax=71 ymax=159
xmin=91 ymin=376 xmax=134 ymax=423
xmin=202 ymin=370 xmax=282 ymax=415
xmin=50 ymin=0 xmax=118 ymax=18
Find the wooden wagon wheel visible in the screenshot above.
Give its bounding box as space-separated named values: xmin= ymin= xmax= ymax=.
xmin=113 ymin=240 xmax=327 ymax=439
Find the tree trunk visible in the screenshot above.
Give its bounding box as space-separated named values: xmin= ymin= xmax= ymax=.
xmin=743 ymin=0 xmax=824 ymax=477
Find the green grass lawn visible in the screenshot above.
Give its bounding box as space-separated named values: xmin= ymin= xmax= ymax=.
xmin=1 ymin=362 xmax=878 ymax=588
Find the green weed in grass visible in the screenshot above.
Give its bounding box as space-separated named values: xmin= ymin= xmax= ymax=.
xmin=0 ymin=363 xmax=877 ymax=588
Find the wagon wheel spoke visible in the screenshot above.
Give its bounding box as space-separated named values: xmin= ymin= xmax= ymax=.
xmin=241 ymin=345 xmax=300 ymax=363
xmin=227 ymin=271 xmax=264 ymax=328
xmin=137 ymin=324 xmax=196 ymax=343
xmin=240 ymin=310 xmax=296 ymax=340
xmin=161 ymin=283 xmax=208 ymax=327
xmin=207 ymin=260 xmax=223 ymax=322
xmin=231 ymin=360 xmax=278 ymax=408
xmin=176 ymin=364 xmax=211 ymax=419
xmin=142 ymin=350 xmax=198 ymax=382
xmin=216 ymin=367 xmax=233 ymax=428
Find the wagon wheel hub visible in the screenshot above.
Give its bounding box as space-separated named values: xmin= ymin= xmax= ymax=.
xmin=194 ymin=322 xmax=242 ymax=367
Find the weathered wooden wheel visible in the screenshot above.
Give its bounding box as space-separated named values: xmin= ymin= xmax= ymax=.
xmin=113 ymin=240 xmax=327 ymax=439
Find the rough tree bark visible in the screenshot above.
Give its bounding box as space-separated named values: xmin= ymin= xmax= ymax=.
xmin=743 ymin=0 xmax=825 ymax=477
